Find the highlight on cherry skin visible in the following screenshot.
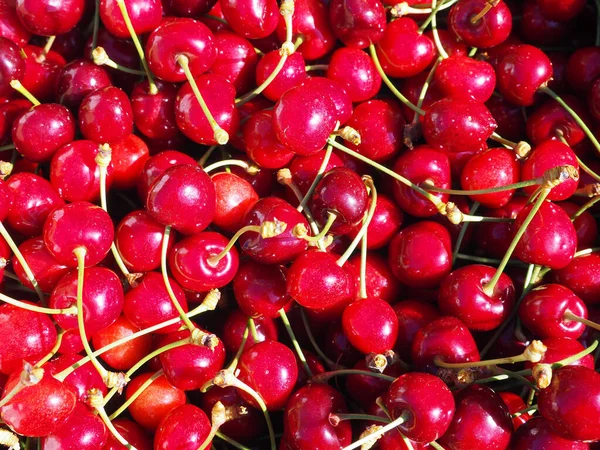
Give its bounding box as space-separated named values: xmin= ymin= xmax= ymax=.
xmin=2 ymin=0 xmax=600 ymax=449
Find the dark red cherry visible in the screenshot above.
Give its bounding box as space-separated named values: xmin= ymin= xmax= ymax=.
xmin=375 ymin=18 xmax=435 ymax=78
xmin=254 ymin=51 xmax=307 ymax=102
xmin=329 ymin=0 xmax=385 ymax=48
xmin=448 ymin=0 xmax=512 ymax=48
xmin=526 ymin=96 xmax=591 ymax=147
xmin=16 ymin=0 xmax=84 ymax=35
xmin=146 ymin=164 xmax=216 ymax=235
xmin=243 ymin=109 xmax=294 ymax=169
xmin=130 ymin=80 xmax=179 ymax=141
xmin=496 ymin=44 xmax=553 ymax=106
xmin=43 ymin=201 xmax=114 ymax=267
xmin=439 ymin=264 xmax=515 ymax=331
xmin=513 ymin=201 xmax=577 ymax=270
xmin=0 ymin=4 xmax=31 ymax=47
xmin=0 ymin=302 xmax=57 ymax=375
xmin=99 ymin=0 xmax=162 ymax=38
xmin=393 ymin=300 xmax=441 ymax=360
xmin=518 ymin=284 xmax=587 ymax=339
xmin=325 ymin=47 xmax=381 ymax=103
xmin=0 ymin=371 xmax=76 ymax=437
xmin=384 ymin=372 xmax=455 ymax=443
xmin=146 ymin=18 xmax=216 ymax=83
xmin=566 ymin=47 xmax=600 ymax=95
xmin=513 ymin=416 xmax=588 ymax=450
xmin=154 ymin=404 xmax=211 ymax=450
xmin=435 ymin=55 xmax=496 ymax=103
xmin=79 ymin=86 xmax=133 ymax=144
xmin=346 ymin=194 xmax=403 ymax=250
xmin=55 ymin=59 xmax=112 ymax=111
xmin=486 ymin=95 xmax=527 ymax=142
xmin=123 ymin=271 xmax=188 ymax=334
xmin=136 ymin=150 xmax=197 ymax=202
xmin=342 ymin=297 xmax=398 ymax=354
xmin=537 ymin=0 xmax=586 ymax=22
xmin=439 ymin=385 xmax=513 ymax=450
xmin=163 ymin=0 xmax=217 ymax=17
xmin=6 ymin=173 xmax=64 ymax=236
xmin=554 ymin=253 xmax=600 ymax=305
xmin=345 ymin=359 xmax=402 ymax=410
xmin=13 ymin=237 xmax=69 ymax=293
xmin=411 ymin=316 xmax=480 ymax=372
xmin=20 ymin=45 xmax=66 ymax=103
xmin=209 ymin=30 xmax=258 ymax=94
xmin=0 ymin=99 xmax=31 ymax=145
xmin=538 ymin=365 xmax=600 ymax=441
xmin=0 ymin=36 xmax=25 ymax=98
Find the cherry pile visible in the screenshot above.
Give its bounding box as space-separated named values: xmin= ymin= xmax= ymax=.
xmin=2 ymin=0 xmax=600 ymax=448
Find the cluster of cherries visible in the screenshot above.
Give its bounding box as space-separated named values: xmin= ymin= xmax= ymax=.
xmin=1 ymin=0 xmax=600 ymax=448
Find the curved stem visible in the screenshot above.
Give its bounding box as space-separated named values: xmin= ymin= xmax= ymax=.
xmin=564 ymin=310 xmax=600 ymax=332
xmin=215 ymin=431 xmax=251 ymax=450
xmin=0 ymin=292 xmax=75 ymax=315
xmin=35 ymin=330 xmax=65 ymax=367
xmin=299 ymin=144 xmax=334 ymax=212
xmin=422 ymin=177 xmax=540 ymax=195
xmin=299 ymin=308 xmax=337 ymax=368
xmin=553 ymin=339 xmax=598 ymax=367
xmin=430 ymin=0 xmax=449 ymax=59
xmin=108 ymin=369 xmax=164 ymax=420
xmin=97 ymin=405 xmax=137 ymax=449
xmin=203 ymin=159 xmax=255 ymax=174
xmin=236 ymin=53 xmax=288 ymax=106
xmin=572 ymin=196 xmax=600 ymax=219
xmin=197 ymin=145 xmax=217 ymax=167
xmin=417 ymin=0 xmax=458 ymax=32
xmin=412 ymin=57 xmax=441 ymax=127
xmin=207 ymin=224 xmax=262 ymax=265
xmin=279 ymin=308 xmax=312 ymax=377
xmin=300 ymin=212 xmax=336 ymax=242
xmin=248 ymin=318 xmax=259 ymax=343
xmin=577 ymin=157 xmax=600 ymax=182
xmin=227 ymin=322 xmax=249 ymax=373
xmin=312 ymin=369 xmax=395 ymax=384
xmin=341 ymin=411 xmax=410 ymax=450
xmin=92 ymin=47 xmax=146 ymax=75
xmin=470 ymin=0 xmax=496 ymax=24
xmin=331 ymin=413 xmax=390 ymax=424
xmin=435 ymin=353 xmax=527 ymax=369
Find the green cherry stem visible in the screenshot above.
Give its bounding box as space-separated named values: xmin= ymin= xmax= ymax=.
xmin=9 ymin=80 xmax=40 ymax=106
xmin=417 ymin=0 xmax=458 ymax=33
xmin=571 ymin=196 xmax=600 ymax=220
xmin=203 ymin=159 xmax=259 ymax=174
xmin=92 ymin=46 xmax=147 ymax=76
xmin=422 ymin=177 xmax=541 ymax=196
xmin=312 ymin=369 xmax=396 ymax=384
xmin=89 ymin=389 xmax=137 ymax=450
xmin=452 ymin=201 xmax=479 ymax=265
xmin=341 ymin=411 xmax=410 ymax=450
xmin=279 ymin=308 xmax=312 ymax=377
xmin=0 ymin=291 xmax=76 ymax=315
xmin=430 ymin=0 xmax=449 ymax=59
xmin=108 ymin=369 xmax=164 ymax=420
xmin=300 ymin=307 xmax=337 ymax=369
xmin=435 ymin=340 xmax=547 ymax=369
xmin=215 ymin=431 xmax=252 ymax=450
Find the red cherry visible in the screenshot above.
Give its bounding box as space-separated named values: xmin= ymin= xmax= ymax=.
xmin=221 ymin=309 xmax=278 ymax=354
xmin=130 ymin=81 xmax=180 ymax=142
xmin=209 ymin=31 xmax=258 ymax=94
xmin=211 ymin=171 xmax=258 ymax=233
xmin=326 ymin=47 xmax=381 ymax=103
xmin=13 ymin=237 xmax=69 ymax=293
xmin=526 ymin=96 xmax=591 ymax=147
xmin=486 ymin=95 xmax=527 ymax=142
xmin=346 ymin=194 xmax=403 ymax=250
xmin=0 ymin=99 xmax=31 ymax=145
xmin=342 ymin=297 xmax=398 ymax=354
xmin=498 ymin=391 xmax=530 ymax=430
xmin=79 ymin=86 xmax=133 ymax=144
xmin=393 ymin=300 xmax=441 ymax=360
xmin=42 ymin=401 xmax=108 ymax=449
xmin=243 ymin=109 xmax=295 ymax=169
xmin=525 ymin=337 xmax=594 ymax=371
xmin=220 ymin=0 xmax=278 ymax=39
xmin=435 ymin=55 xmax=496 ymax=103
xmin=0 ymin=36 xmax=25 ymax=98
xmin=20 ymin=45 xmax=66 ymax=103
xmin=16 ymin=0 xmax=84 ymax=36
xmin=254 ymin=51 xmax=307 ymax=102
xmin=103 ymin=419 xmax=152 ymax=450
xmin=448 ymin=0 xmax=512 ymax=48
xmin=329 ymin=0 xmax=385 ymax=48
xmin=566 ymin=47 xmax=600 ymax=95
xmin=537 ymin=0 xmax=586 ymax=22
xmin=0 ymin=4 xmax=31 ymax=47
xmin=44 ymin=354 xmax=108 ymax=405
xmin=513 ymin=416 xmax=588 ymax=450
xmin=136 ymin=150 xmax=197 ymax=202
xmin=154 ymin=404 xmax=211 ymax=450
xmin=554 ymin=253 xmax=600 ymax=305
xmin=99 ymin=0 xmax=162 ymax=38
xmin=110 ymin=134 xmax=149 ymax=190
xmin=55 ymin=59 xmax=112 ymax=111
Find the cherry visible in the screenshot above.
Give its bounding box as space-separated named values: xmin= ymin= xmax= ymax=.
xmin=0 ymin=370 xmax=77 ymax=437
xmin=163 ymin=0 xmax=217 ymax=17
xmin=526 ymin=96 xmax=591 ymax=147
xmin=211 ymin=171 xmax=259 ymax=234
xmin=435 ymin=55 xmax=496 ymax=103
xmin=220 ymin=0 xmax=278 ymax=39
xmin=0 ymin=99 xmax=31 ymax=145
xmin=392 ymin=300 xmax=440 ymax=359
xmin=130 ymin=80 xmax=179 ymax=141
xmin=145 ymin=18 xmax=216 ymax=83
xmin=43 ymin=201 xmax=114 ymax=268
xmin=154 ymin=404 xmax=211 ymax=450
xmin=537 ymin=0 xmax=586 ymax=22
xmin=209 ymin=30 xmax=258 ymax=94
xmin=513 ymin=416 xmax=588 ymax=450
xmin=329 ymin=0 xmax=385 ymax=49
xmin=238 ymin=197 xmax=309 ymax=264
xmin=44 ymin=354 xmax=107 ymax=405
xmin=254 ymin=51 xmax=307 ymax=103
xmin=554 ymin=253 xmax=600 ymax=305
xmin=13 ymin=237 xmax=69 ymax=293
xmin=496 ymin=44 xmax=553 ymax=106
xmin=384 ymin=372 xmax=455 ymax=443
xmin=343 ymin=359 xmax=399 ymax=410
xmin=326 ymin=47 xmax=381 ymax=103
xmin=273 ymin=83 xmax=336 ymax=156
xmin=103 ymin=419 xmax=152 ymax=450
xmin=221 ymin=309 xmax=278 ymax=354
xmin=158 ymin=327 xmax=226 ymax=391
xmin=100 ymin=0 xmax=162 ymax=38
xmin=422 ymin=98 xmax=497 ymax=154
xmin=391 ymin=146 xmax=451 ymax=217
xmin=513 ymin=201 xmax=577 ymax=270
xmin=16 ymin=0 xmax=84 ymax=35
xmin=525 ymin=337 xmax=594 ymax=371
xmin=0 ymin=302 xmax=57 ymax=375
xmin=42 ymin=402 xmax=108 ymax=450
xmin=0 ymin=36 xmax=25 ymax=98
xmin=50 ymin=140 xmax=114 ymax=203
xmin=345 ymin=99 xmax=405 ymax=163
xmin=566 ymin=48 xmax=600 ymax=97
xmin=498 ymin=391 xmax=530 ymax=430
xmin=110 ymin=134 xmax=149 ymax=190
xmin=375 ymin=18 xmax=435 ymax=78
xmin=411 ymin=316 xmax=480 ymax=372
xmin=55 ymin=59 xmax=112 ymax=111
xmin=301 ymin=77 xmax=352 ymax=125
xmin=486 ymin=94 xmax=527 ymax=143
xmin=0 ymin=3 xmax=31 ymax=47
xmin=538 ymin=365 xmax=600 ymax=442
xmin=518 ymin=284 xmax=587 ymax=339
xmin=439 ymin=385 xmax=513 ymax=450
xmin=448 ymin=0 xmax=512 ymax=48
xmin=342 ymin=297 xmax=398 ymax=354
xmin=243 ymin=109 xmax=295 ymax=169
xmin=136 ymin=150 xmax=197 ymax=202
xmin=283 ymin=384 xmax=352 ymax=449
xmin=126 ymin=372 xmax=186 ymax=430
xmin=20 ymin=45 xmax=66 ymax=103
xmin=146 ymin=164 xmax=216 ymax=235
xmin=123 ymin=271 xmax=188 ymax=334
xmin=79 ymin=86 xmax=133 ymax=144
xmin=346 ymin=194 xmax=403 ymax=250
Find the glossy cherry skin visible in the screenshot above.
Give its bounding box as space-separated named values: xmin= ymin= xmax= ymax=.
xmin=0 ymin=302 xmax=57 ymax=375
xmin=287 ymin=250 xmax=356 ymax=312
xmin=123 ymin=271 xmax=188 ymax=334
xmin=486 ymin=95 xmax=527 ymax=142
xmin=16 ymin=0 xmax=84 ymax=35
xmin=243 ymin=109 xmax=295 ymax=169
xmin=346 ymin=252 xmax=401 ymax=304
xmin=525 ymin=337 xmax=594 ymax=371
xmin=238 ymin=197 xmax=309 ymax=264
xmin=423 ymin=98 xmax=497 ymax=153
xmin=498 ymin=391 xmax=530 ymax=430
xmin=131 ymin=80 xmax=179 ymax=141
xmin=448 ymin=0 xmax=512 ymax=48
xmin=13 ymin=237 xmax=69 ymax=293
xmin=513 ymin=201 xmax=577 ymax=270
xmin=208 ymin=31 xmax=257 ymax=95
xmin=103 ymin=419 xmax=152 ymax=450
xmin=136 ymin=150 xmax=197 ymax=202
xmin=283 ymin=384 xmax=352 ymax=449
xmin=526 ymin=96 xmax=590 ymax=147
xmin=220 ymin=0 xmax=278 ymax=39
xmin=0 ymin=99 xmax=31 ymax=145
xmin=6 ymin=173 xmax=64 ymax=236
xmin=100 ymin=0 xmax=162 ymax=38
xmin=391 ymin=146 xmax=451 ymax=217
xmin=126 ymin=372 xmax=187 ymax=430
xmin=411 ymin=316 xmax=480 ymax=373
xmin=375 ymin=18 xmax=434 ymax=78
xmin=496 ymin=44 xmax=553 ymax=106
xmin=44 ymin=354 xmax=108 ymax=405
xmin=20 ymin=45 xmax=65 ymax=103
xmin=50 ymin=266 xmax=123 ymax=336
xmin=211 ymin=171 xmax=259 ymax=233
xmin=566 ymin=47 xmax=600 ymax=95
xmin=538 ymin=365 xmax=600 ymax=441
xmin=146 ymin=18 xmax=216 ymax=83
xmin=325 ymin=47 xmax=381 ymax=102
xmin=554 ymin=253 xmax=600 ymax=305
xmin=146 ymin=164 xmax=216 ymax=235
xmin=513 ymin=416 xmax=588 ymax=450
xmin=163 ymin=0 xmax=217 ymax=17
xmin=168 ymin=231 xmax=239 ymax=292
xmin=55 ymin=59 xmax=112 ymax=111
xmin=79 ymin=86 xmax=133 ymax=144
xmin=329 ymin=0 xmax=385 ymax=48
xmin=384 ymin=372 xmax=455 ymax=443
xmin=154 ymin=404 xmax=211 ymax=450
xmin=301 ymin=77 xmax=352 ymax=126
xmin=518 ymin=284 xmax=587 ymax=339
xmin=221 ymin=309 xmax=278 ymax=354
xmin=439 ymin=385 xmax=513 ymax=450
xmin=43 ymin=201 xmax=114 ymax=268
xmin=346 ymin=195 xmax=403 ymax=250
xmin=0 ymin=3 xmax=31 ymax=47
xmin=345 ymin=99 xmax=404 ymax=162
xmin=439 ymin=264 xmax=515 ymax=331
xmin=110 ymin=134 xmax=149 ymax=190
xmin=342 ymin=297 xmax=398 ymax=354
xmin=393 ymin=300 xmax=441 ymax=359
xmin=0 ymin=372 xmax=76 ymax=437
xmin=255 ymin=50 xmax=307 ymax=103
xmin=388 ymin=221 xmax=452 ymax=289
xmin=42 ymin=402 xmax=108 ymax=450
xmin=435 ymin=55 xmax=496 ymax=103
xmin=0 ymin=36 xmax=25 ymax=98
xmin=0 ymin=179 xmax=12 ymax=222
xmin=273 ymin=83 xmax=336 ymax=156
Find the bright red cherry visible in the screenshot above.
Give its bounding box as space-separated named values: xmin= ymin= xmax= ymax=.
xmin=0 ymin=5 xmax=31 ymax=47
xmin=42 ymin=402 xmax=108 ymax=450
xmin=329 ymin=0 xmax=385 ymax=48
xmin=448 ymin=0 xmax=512 ymax=48
xmin=526 ymin=96 xmax=591 ymax=147
xmin=435 ymin=55 xmax=496 ymax=103
xmin=346 ymin=194 xmax=403 ymax=250
xmin=79 ymin=86 xmax=133 ymax=144
xmin=131 ymin=80 xmax=180 ymax=141
xmin=554 ymin=252 xmax=600 ymax=305
xmin=211 ymin=171 xmax=259 ymax=233
xmin=12 ymin=237 xmax=69 ymax=293
xmin=243 ymin=109 xmax=295 ymax=169
xmin=55 ymin=59 xmax=112 ymax=111
xmin=103 ymin=419 xmax=152 ymax=450
xmin=154 ymin=404 xmax=211 ymax=450
xmin=221 ymin=309 xmax=278 ymax=354
xmin=16 ymin=0 xmax=84 ymax=36
xmin=110 ymin=134 xmax=149 ymax=190
xmin=326 ymin=47 xmax=381 ymax=102
xmin=342 ymin=297 xmax=398 ymax=354
xmin=254 ymin=51 xmax=307 ymax=102
xmin=99 ymin=0 xmax=162 ymax=38
xmin=44 ymin=353 xmax=107 ymax=405
xmin=525 ymin=337 xmax=594 ymax=371
xmin=136 ymin=150 xmax=197 ymax=202
xmin=220 ymin=0 xmax=278 ymax=39
xmin=20 ymin=45 xmax=65 ymax=103
xmin=0 ymin=36 xmax=25 ymax=98
xmin=209 ymin=30 xmax=258 ymax=94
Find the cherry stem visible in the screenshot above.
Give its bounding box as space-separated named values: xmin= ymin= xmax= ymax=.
xmin=489 ymin=133 xmax=532 ymax=158
xmin=115 ymin=0 xmax=157 ymax=95
xmin=423 ymin=177 xmax=540 ymax=196
xmin=336 ymin=176 xmax=377 ymax=267
xmin=0 ymin=291 xmax=75 ymax=315
xmin=92 ymin=46 xmax=146 ymax=76
xmin=161 ymin=226 xmax=197 ymax=331
xmin=39 ymin=35 xmax=56 ymax=61
xmin=563 ymin=310 xmax=600 ymax=332
xmin=248 ymin=317 xmax=260 ymax=343
xmin=417 ymin=0 xmax=458 ymax=33
xmin=470 ymin=0 xmax=497 ymax=24
xmin=305 ymin=64 xmax=329 ymax=71
xmin=430 ymin=0 xmax=449 ymax=59
xmin=330 ymin=413 xmax=390 ymax=424
xmin=91 ymin=391 xmax=137 ymax=450
xmin=341 ymin=410 xmax=410 ymax=450
xmin=0 ymin=429 xmax=19 ymax=450
xmin=203 ymin=159 xmax=259 ymax=174
xmin=436 ymin=340 xmax=546 ymax=369
xmin=279 ymin=308 xmax=312 ymax=377
xmin=572 ymin=196 xmax=600 ymax=220
xmin=390 ymin=2 xmax=432 ymax=17
xmin=0 ymin=144 xmax=15 ymax=152
xmin=108 ymin=370 xmax=164 ymax=420
xmin=554 ymin=339 xmax=598 ymax=368
xmin=412 ymin=57 xmax=441 ymax=128
xmin=227 ymin=321 xmax=249 ymax=373
xmin=311 ymin=369 xmax=396 ymax=384
xmin=296 ymin=212 xmax=336 ymax=243
xmin=555 ymin=130 xmax=600 ymax=183
xmin=452 ymin=201 xmax=480 ymax=265
xmin=197 ymin=145 xmax=217 ymax=167
xmin=0 ymin=222 xmax=44 ymax=302
xmin=359 ymin=214 xmax=368 ymax=299
xmin=176 ymin=54 xmax=228 ymax=144
xmin=298 ymin=134 xmax=335 ymax=212
xmin=428 ymin=441 xmax=445 ymax=450
xmin=35 ymin=330 xmax=65 ymax=368
xmin=539 ymin=85 xmax=600 ymax=156
xmin=512 ymin=405 xmax=538 ymax=418
xmin=9 ymin=80 xmax=40 ymax=106
xmin=91 ymin=0 xmax=100 ymax=52
xmin=368 ymin=44 xmax=425 ymax=116
xmin=299 ymin=307 xmax=337 ymax=368
xmin=215 ymin=431 xmax=251 ymax=450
